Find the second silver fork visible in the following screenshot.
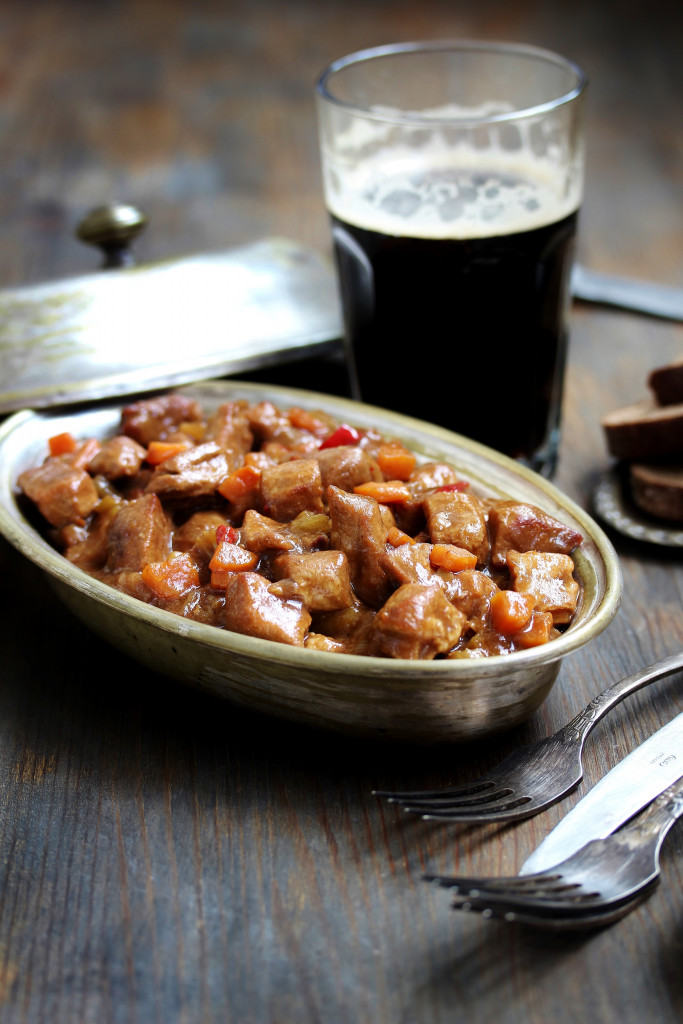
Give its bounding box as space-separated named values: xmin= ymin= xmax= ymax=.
xmin=424 ymin=772 xmax=683 ymax=929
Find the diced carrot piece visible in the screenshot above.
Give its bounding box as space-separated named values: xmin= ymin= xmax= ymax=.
xmin=386 ymin=526 xmax=414 ymax=547
xmin=490 ymin=590 xmax=537 ymax=635
xmin=515 ymin=610 xmax=555 ymax=648
xmin=429 ymin=544 xmax=478 ymax=573
xmin=288 ymin=407 xmax=329 ymax=438
xmin=49 ymin=432 xmax=78 ymax=456
xmin=141 ymin=553 xmax=200 ymax=600
xmin=210 ymin=567 xmax=234 ymax=589
xmin=217 ymin=464 xmax=262 ymax=503
xmin=376 ymin=444 xmax=417 ymax=481
xmin=353 ymin=481 xmax=411 ymax=503
xmin=209 ymin=541 xmax=259 ymax=573
xmin=145 ymin=440 xmax=191 ymax=465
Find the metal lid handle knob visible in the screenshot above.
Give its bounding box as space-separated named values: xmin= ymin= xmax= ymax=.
xmin=76 ymin=203 xmax=148 ymax=269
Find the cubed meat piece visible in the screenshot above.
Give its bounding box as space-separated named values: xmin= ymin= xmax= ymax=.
xmin=315 ymin=447 xmax=382 ymax=492
xmin=389 ymin=463 xmax=461 ymax=536
xmin=424 ymin=491 xmax=489 ymax=564
xmin=260 ymin=442 xmax=300 ymax=464
xmin=88 ymin=436 xmax=147 ymax=479
xmin=384 ymin=541 xmax=457 ymax=599
xmin=68 ymin=438 xmax=102 ymax=471
xmin=240 ymin=510 xmax=298 ymax=553
xmin=260 ymin=459 xmax=324 ymax=522
xmin=313 ymin=599 xmax=377 ymax=656
xmin=451 ymin=629 xmax=515 ymax=658
xmin=246 ymin=401 xmax=320 ymax=454
xmin=173 ymin=511 xmax=226 ymax=552
xmin=327 ymin=485 xmax=394 ymax=607
xmin=246 ymin=400 xmax=291 ymax=441
xmin=489 ymin=501 xmax=582 ymax=567
xmin=224 ymin=572 xmax=311 ymax=645
xmin=106 ymin=493 xmax=172 ymax=571
xmin=120 ymin=393 xmax=203 ymax=445
xmin=272 ymin=550 xmax=354 ymax=612
xmin=515 ymin=610 xmax=556 ymax=649
xmin=204 ymin=401 xmax=254 ymax=454
xmin=63 ymin=497 xmax=122 ymax=570
xmin=408 ymin=462 xmax=461 ymax=494
xmin=173 ymin=510 xmax=227 ymax=577
xmin=145 ymin=443 xmax=235 ymax=500
xmin=448 ymin=569 xmax=499 ymax=632
xmin=304 ymin=633 xmax=346 ymax=654
xmin=507 ymin=550 xmax=580 ymax=625
xmin=18 ymin=459 xmax=99 ymax=528
xmin=373 ymin=584 xmax=467 ymax=660
xmin=96 ymin=569 xmax=153 ymax=603
xmin=159 ymin=588 xmax=226 ymax=628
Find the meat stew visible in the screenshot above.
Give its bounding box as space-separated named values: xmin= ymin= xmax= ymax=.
xmin=18 ymin=392 xmax=583 ymax=660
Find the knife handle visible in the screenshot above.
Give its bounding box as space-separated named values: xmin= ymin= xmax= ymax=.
xmin=559 ymin=650 xmax=683 ymax=746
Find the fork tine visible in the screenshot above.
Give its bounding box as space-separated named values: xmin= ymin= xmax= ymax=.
xmin=372 ymin=779 xmax=500 ymax=801
xmin=449 ymin=886 xmax=607 ymax=914
xmin=372 ymin=738 xmax=545 ymax=802
xmin=458 ymin=882 xmax=596 ymax=901
xmin=447 ymin=892 xmax=647 ymax=930
xmin=424 ymin=871 xmax=563 ymax=892
xmin=426 ymin=871 xmax=602 ymax=905
xmin=424 ymin=871 xmax=603 ymax=906
xmin=406 ymin=795 xmax=533 ymax=820
xmin=392 ymin=787 xmax=514 ymax=808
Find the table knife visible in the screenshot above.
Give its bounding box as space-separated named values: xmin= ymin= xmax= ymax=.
xmin=520 ymin=711 xmax=683 ymax=875
xmin=571 ymin=264 xmax=683 ymax=321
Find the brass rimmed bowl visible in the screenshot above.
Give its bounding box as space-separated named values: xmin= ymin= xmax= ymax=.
xmin=0 ymin=381 xmax=622 ymax=742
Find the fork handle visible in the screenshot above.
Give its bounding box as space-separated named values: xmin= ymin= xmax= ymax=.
xmin=558 ymin=650 xmax=683 ymax=746
xmin=618 ymin=772 xmax=683 ymax=848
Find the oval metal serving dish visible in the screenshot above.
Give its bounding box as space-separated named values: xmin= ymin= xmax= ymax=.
xmin=0 ymin=381 xmax=622 ymax=743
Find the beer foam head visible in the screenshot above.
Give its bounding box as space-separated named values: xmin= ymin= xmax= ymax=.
xmin=320 ymin=105 xmax=583 ymax=239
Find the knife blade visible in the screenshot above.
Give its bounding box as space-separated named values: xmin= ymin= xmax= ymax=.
xmin=571 ymin=264 xmax=683 ymax=322
xmin=520 ymin=711 xmax=683 ymax=875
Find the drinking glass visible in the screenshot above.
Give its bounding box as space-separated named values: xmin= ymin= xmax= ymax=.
xmin=316 ymin=41 xmax=587 ymax=477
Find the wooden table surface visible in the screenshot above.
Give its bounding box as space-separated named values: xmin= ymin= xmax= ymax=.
xmin=0 ymin=1 xmax=682 ymax=1022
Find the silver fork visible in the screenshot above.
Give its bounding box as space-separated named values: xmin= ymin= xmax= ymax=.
xmin=424 ymin=773 xmax=683 ymax=930
xmin=374 ymin=651 xmax=683 ymax=824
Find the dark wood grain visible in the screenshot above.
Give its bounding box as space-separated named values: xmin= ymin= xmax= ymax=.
xmin=0 ymin=1 xmax=682 ymax=1021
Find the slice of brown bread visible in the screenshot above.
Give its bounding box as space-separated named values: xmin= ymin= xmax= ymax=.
xmin=629 ymin=462 xmax=683 ymax=522
xmin=648 ymin=358 xmax=683 ymax=406
xmin=602 ymin=400 xmax=683 ymax=460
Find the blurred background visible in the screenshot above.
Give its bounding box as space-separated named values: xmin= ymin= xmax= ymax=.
xmin=0 ymin=0 xmax=680 ymax=291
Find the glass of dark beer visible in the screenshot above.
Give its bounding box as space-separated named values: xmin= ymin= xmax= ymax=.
xmin=315 ymin=41 xmax=587 ymax=477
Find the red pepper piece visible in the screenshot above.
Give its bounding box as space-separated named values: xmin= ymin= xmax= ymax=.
xmin=216 ymin=523 xmax=238 ymax=544
xmin=319 ymin=424 xmax=361 ymax=449
xmin=435 ymin=481 xmax=470 ymax=492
